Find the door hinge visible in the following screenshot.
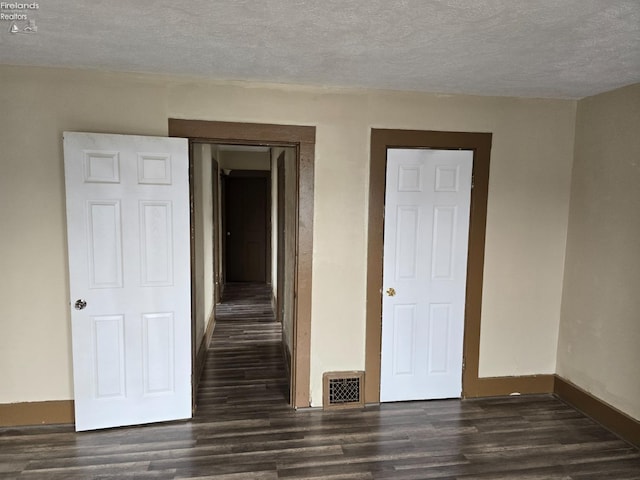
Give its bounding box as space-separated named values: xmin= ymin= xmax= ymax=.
xmin=462 ymin=358 xmax=466 ymax=372
xmin=471 ymin=175 xmax=475 ymax=190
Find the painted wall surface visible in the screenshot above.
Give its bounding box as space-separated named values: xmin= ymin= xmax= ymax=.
xmin=219 ymin=151 xmax=271 ymax=171
xmin=202 ymin=146 xmax=215 ymax=336
xmin=557 ymin=84 xmax=640 ymax=420
xmin=269 ymin=146 xmax=296 ymax=357
xmin=0 ymin=66 xmax=576 ymax=406
xmin=192 ymin=143 xmax=215 ymax=351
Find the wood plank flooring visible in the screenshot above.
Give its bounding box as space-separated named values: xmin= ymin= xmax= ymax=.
xmin=1 ymin=282 xmax=639 ymax=479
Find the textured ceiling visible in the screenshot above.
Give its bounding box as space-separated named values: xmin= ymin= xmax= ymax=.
xmin=1 ymin=0 xmax=639 ymax=98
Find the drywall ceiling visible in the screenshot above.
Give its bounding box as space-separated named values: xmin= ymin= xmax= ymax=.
xmin=1 ymin=0 xmax=638 ymax=99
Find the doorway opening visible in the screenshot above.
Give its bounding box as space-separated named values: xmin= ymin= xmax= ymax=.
xmin=169 ymin=119 xmax=315 ymax=409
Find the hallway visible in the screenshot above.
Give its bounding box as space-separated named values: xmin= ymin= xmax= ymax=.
xmin=196 ymin=283 xmax=290 ymax=419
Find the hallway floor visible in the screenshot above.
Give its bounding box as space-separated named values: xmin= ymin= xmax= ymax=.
xmin=196 ymin=282 xmax=290 ymax=420
xmin=1 ymin=283 xmax=639 ymax=479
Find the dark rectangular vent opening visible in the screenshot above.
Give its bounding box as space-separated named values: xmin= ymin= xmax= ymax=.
xmin=323 ymin=371 xmax=365 ymax=410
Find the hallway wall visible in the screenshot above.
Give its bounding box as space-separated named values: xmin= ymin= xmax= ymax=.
xmin=193 ymin=143 xmax=215 ymax=352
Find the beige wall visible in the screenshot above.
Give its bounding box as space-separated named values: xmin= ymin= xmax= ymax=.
xmin=219 ymin=151 xmax=271 ymax=171
xmin=192 ymin=143 xmax=215 ymax=351
xmin=269 ymin=146 xmax=297 ymax=356
xmin=557 ymin=84 xmax=640 ymax=420
xmin=202 ymin=146 xmax=215 ymax=337
xmin=0 ymin=66 xmax=576 ymax=406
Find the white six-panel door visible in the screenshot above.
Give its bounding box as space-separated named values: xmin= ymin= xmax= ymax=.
xmin=63 ymin=132 xmax=191 ymax=431
xmin=380 ymin=148 xmax=473 ymax=402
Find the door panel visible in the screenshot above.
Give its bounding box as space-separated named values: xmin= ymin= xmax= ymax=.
xmin=225 ymin=176 xmax=268 ymax=282
xmin=380 ymin=148 xmax=472 ymax=402
xmin=93 ymin=315 xmax=126 ymax=398
xmin=64 ymin=132 xmax=191 ymax=431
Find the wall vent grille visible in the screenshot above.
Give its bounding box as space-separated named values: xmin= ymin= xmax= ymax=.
xmin=323 ymin=371 xmax=365 ymax=410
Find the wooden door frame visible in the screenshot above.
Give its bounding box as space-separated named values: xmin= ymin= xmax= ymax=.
xmin=211 ymin=156 xmax=221 ymax=304
xmin=169 ymin=119 xmax=315 ymax=408
xmin=188 ymin=141 xmax=197 ymax=408
xmin=276 ymin=151 xmax=286 ymax=327
xmin=365 ymin=128 xmax=492 ymax=403
xmin=220 ymin=173 xmax=227 ymax=295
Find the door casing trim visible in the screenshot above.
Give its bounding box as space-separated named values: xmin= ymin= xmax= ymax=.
xmin=365 ymin=128 xmax=492 ymax=403
xmin=169 ymin=119 xmax=315 ymax=408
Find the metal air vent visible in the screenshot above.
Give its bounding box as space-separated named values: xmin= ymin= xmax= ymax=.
xmin=322 ymin=371 xmax=365 ymax=410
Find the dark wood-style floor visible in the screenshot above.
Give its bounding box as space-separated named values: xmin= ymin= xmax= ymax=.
xmin=1 ymin=283 xmax=639 ymax=479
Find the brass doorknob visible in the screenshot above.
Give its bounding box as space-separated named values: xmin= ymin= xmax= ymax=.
xmin=386 ymin=287 xmax=396 ymax=297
